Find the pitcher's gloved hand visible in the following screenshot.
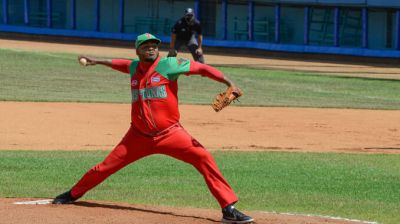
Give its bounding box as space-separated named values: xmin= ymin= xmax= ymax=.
xmin=212 ymin=86 xmax=243 ymax=112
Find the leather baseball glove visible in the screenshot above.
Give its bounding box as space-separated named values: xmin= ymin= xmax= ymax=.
xmin=212 ymin=86 xmax=243 ymax=112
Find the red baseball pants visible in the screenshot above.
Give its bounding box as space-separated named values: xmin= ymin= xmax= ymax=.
xmin=70 ymin=123 xmax=238 ymax=208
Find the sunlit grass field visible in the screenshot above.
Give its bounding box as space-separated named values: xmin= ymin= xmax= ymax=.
xmin=1 ymin=151 xmax=399 ymax=224
xmin=1 ymin=48 xmax=399 ymax=109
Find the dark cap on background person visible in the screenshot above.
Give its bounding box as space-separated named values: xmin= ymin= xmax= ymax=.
xmin=184 ymin=8 xmax=195 ymax=23
xmin=185 ymin=8 xmax=194 ymax=16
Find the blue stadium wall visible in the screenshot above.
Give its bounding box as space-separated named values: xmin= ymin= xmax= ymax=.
xmin=1 ymin=0 xmax=400 ymax=58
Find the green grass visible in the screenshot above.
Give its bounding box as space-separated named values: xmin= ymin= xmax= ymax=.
xmin=1 ymin=48 xmax=399 ymax=109
xmin=0 ymin=150 xmax=399 ymax=223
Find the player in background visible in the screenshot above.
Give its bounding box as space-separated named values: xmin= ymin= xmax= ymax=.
xmin=168 ymin=8 xmax=205 ymax=63
xmin=52 ymin=33 xmax=254 ymax=224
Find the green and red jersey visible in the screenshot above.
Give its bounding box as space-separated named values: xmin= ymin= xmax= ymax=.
xmin=71 ymin=56 xmax=239 ymax=209
xmin=111 ymin=56 xmax=224 ymax=135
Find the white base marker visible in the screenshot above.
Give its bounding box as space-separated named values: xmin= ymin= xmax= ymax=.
xmin=14 ymin=199 xmax=53 ymax=205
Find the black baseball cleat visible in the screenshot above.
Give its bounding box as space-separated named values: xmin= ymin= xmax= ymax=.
xmin=52 ymin=190 xmax=77 ymax=204
xmin=222 ymin=204 xmax=254 ymax=223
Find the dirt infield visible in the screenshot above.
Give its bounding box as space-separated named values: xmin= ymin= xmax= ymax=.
xmin=1 ymin=39 xmax=398 ymax=223
xmin=1 ymin=198 xmax=372 ymax=224
xmin=1 ymin=102 xmax=400 ymax=154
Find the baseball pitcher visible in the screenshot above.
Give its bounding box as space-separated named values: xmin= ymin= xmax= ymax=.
xmin=52 ymin=33 xmax=252 ymax=224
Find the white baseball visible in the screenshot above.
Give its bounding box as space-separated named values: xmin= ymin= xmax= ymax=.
xmin=79 ymin=58 xmax=87 ymax=66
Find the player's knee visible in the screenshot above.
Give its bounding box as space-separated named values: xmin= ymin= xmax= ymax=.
xmin=192 ymin=149 xmax=213 ymax=164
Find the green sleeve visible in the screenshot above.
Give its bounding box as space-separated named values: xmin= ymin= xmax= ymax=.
xmin=155 ymin=57 xmax=191 ymax=81
xmin=129 ymin=59 xmax=140 ymax=78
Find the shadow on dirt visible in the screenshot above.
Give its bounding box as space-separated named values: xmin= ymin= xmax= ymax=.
xmin=74 ymin=201 xmax=220 ymax=223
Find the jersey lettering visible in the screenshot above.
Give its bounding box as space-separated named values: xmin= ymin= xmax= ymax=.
xmin=132 ymin=85 xmax=167 ymax=102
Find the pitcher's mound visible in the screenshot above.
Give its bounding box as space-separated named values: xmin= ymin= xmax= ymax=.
xmin=1 ymin=198 xmax=373 ymax=224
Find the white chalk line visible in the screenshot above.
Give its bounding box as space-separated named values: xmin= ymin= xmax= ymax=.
xmin=14 ymin=199 xmax=53 ymax=205
xmin=261 ymin=211 xmax=378 ymax=224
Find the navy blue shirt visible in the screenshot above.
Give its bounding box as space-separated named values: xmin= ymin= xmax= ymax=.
xmin=172 ymin=17 xmax=202 ymax=41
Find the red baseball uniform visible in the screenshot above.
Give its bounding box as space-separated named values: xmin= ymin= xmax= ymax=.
xmin=70 ymin=56 xmax=238 ymax=208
